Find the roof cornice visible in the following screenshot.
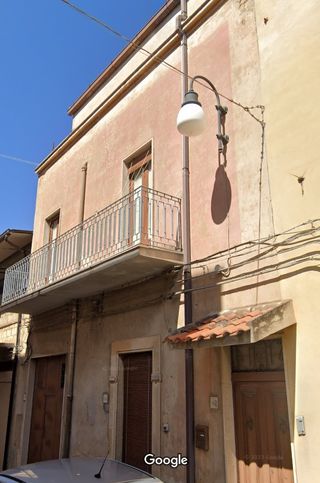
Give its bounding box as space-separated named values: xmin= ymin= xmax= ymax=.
xmin=68 ymin=0 xmax=180 ymax=116
xmin=36 ymin=0 xmax=223 ymax=176
xmin=0 ymin=229 xmax=33 ymax=243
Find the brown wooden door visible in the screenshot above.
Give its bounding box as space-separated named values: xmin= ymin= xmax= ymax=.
xmin=233 ymin=372 xmax=293 ymax=483
xmin=122 ymin=351 xmax=152 ymax=472
xmin=28 ymin=355 xmax=65 ymax=463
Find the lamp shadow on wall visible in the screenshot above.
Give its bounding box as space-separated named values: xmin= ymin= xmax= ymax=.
xmin=211 ymin=164 xmax=232 ymax=225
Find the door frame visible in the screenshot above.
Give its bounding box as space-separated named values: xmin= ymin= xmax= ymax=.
xmin=109 ymin=336 xmax=161 ymax=477
xmin=220 ymin=333 xmax=296 ymax=483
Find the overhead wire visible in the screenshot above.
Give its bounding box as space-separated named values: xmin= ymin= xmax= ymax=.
xmin=185 ymin=219 xmax=320 ymax=267
xmin=171 ymin=254 xmax=320 ymax=297
xmin=60 ymin=0 xmax=307 ymax=299
xmin=60 ymin=0 xmax=265 ymax=124
xmin=172 ymin=219 xmax=320 ymax=285
xmin=59 ymin=0 xmax=269 ymax=287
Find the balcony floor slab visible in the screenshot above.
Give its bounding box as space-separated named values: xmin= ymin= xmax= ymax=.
xmin=0 ymin=246 xmax=183 ymax=315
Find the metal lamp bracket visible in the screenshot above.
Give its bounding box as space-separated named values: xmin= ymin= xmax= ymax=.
xmin=216 ymin=134 xmax=229 ymax=145
xmin=216 ymin=105 xmax=228 ymax=116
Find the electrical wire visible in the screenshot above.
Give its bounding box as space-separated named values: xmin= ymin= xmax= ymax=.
xmin=255 ymin=108 xmax=265 ymax=302
xmin=171 ymin=254 xmax=320 ymax=297
xmin=59 ymin=0 xmax=265 ymax=124
xmin=183 ymin=219 xmax=320 ymax=268
xmin=172 ymin=219 xmax=320 ymax=285
xmin=58 ymin=1 xmax=317 ymax=301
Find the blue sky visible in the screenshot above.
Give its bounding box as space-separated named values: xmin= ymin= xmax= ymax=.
xmin=0 ymin=0 xmax=165 ymax=234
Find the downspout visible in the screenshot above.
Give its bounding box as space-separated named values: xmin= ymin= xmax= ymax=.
xmin=3 ymin=314 xmax=22 ymax=470
xmin=79 ymin=162 xmax=88 ymax=225
xmin=178 ymin=2 xmax=196 ymax=483
xmin=62 ymin=301 xmax=79 ymax=457
xmin=62 ymin=162 xmax=87 ymax=457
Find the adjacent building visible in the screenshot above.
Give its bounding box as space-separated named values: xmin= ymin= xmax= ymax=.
xmin=1 ymin=1 xmax=319 ymax=482
xmin=0 ymin=229 xmax=32 ymax=470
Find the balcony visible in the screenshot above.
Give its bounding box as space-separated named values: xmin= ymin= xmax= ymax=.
xmin=1 ymin=188 xmax=183 ymax=315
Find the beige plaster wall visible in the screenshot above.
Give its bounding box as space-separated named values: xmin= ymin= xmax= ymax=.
xmin=69 ymin=279 xmax=185 ymax=483
xmin=6 ymin=362 xmax=30 ymax=469
xmin=254 ymin=1 xmax=320 ymax=481
xmin=19 ymin=284 xmax=186 ymax=483
xmin=194 ymin=347 xmax=225 ymax=483
xmin=0 ymin=313 xmax=19 ymax=345
xmin=0 ymin=371 xmax=12 ymax=470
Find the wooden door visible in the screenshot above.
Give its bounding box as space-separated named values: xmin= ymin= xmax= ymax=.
xmin=28 ymin=355 xmax=65 ymax=463
xmin=233 ymin=372 xmax=293 ymax=483
xmin=122 ymin=351 xmax=152 ymax=472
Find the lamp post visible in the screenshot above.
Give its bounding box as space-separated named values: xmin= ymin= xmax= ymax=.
xmin=177 ymin=75 xmax=229 ymax=483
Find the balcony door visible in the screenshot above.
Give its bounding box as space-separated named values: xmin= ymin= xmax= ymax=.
xmin=128 ymin=149 xmax=151 ymax=245
xmin=47 ymin=214 xmax=59 ymax=281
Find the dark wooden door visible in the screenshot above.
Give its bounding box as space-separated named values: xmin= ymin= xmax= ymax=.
xmin=233 ymin=372 xmax=293 ymax=483
xmin=122 ymin=351 xmax=152 ymax=472
xmin=28 ymin=355 xmax=65 ymax=463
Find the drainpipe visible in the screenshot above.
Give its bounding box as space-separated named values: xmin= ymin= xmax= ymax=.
xmin=178 ymin=2 xmax=196 ymax=482
xmin=79 ymin=162 xmax=88 ymax=224
xmin=62 ymin=163 xmax=87 ymax=457
xmin=3 ymin=314 xmax=22 ymax=470
xmin=62 ymin=301 xmax=79 ymax=457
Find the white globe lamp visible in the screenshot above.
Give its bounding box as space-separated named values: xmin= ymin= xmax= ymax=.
xmin=177 ymin=90 xmax=205 ymax=137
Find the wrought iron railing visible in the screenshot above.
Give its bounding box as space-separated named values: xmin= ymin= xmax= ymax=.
xmin=2 ymin=187 xmax=182 ymax=305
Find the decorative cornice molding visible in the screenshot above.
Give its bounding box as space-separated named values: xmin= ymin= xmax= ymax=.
xmin=36 ymin=0 xmax=224 ymax=175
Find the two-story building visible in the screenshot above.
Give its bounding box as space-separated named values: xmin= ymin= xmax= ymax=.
xmin=1 ymin=0 xmax=320 ymax=482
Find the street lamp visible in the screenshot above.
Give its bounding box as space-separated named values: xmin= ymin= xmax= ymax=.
xmin=177 ymin=75 xmax=229 ymax=483
xmin=177 ymin=75 xmax=229 ymax=153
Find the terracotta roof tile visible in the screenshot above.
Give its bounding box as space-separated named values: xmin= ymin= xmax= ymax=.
xmin=166 ymin=300 xmax=288 ymax=346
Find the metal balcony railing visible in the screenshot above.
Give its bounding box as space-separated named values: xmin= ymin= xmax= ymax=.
xmin=2 ymin=187 xmax=182 ymax=305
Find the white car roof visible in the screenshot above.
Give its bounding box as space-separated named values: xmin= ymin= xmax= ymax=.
xmin=0 ymin=458 xmax=160 ymax=483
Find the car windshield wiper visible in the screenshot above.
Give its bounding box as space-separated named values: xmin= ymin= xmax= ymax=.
xmin=0 ymin=474 xmax=25 ymax=483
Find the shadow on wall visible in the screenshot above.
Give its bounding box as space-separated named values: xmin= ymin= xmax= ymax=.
xmin=192 ymin=270 xmax=222 ymax=321
xmin=211 ymin=165 xmax=232 ymax=225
